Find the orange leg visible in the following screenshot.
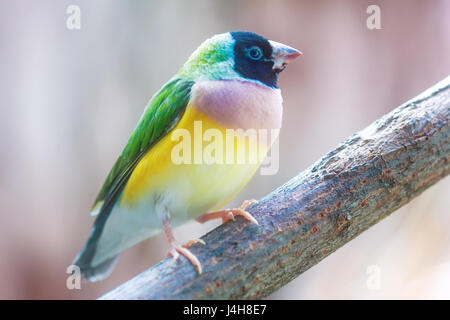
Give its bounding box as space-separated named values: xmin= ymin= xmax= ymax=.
xmin=196 ymin=199 xmax=259 ymax=225
xmin=162 ymin=217 xmax=204 ymax=274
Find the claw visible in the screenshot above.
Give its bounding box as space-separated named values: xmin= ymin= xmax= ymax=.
xmin=231 ymin=208 xmax=259 ymax=225
xmin=220 ymin=211 xmax=236 ymax=224
xmin=168 ymin=242 xmax=202 ymax=274
xmin=183 ymin=238 xmax=206 ymax=248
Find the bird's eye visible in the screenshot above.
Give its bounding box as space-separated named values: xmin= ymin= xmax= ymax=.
xmin=247 ymin=46 xmax=263 ymax=60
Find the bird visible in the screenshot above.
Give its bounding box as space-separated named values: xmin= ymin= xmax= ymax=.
xmin=73 ymin=31 xmax=301 ymax=281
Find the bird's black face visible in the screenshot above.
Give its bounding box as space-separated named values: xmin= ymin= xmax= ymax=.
xmin=231 ymin=31 xmax=301 ymax=88
xmin=231 ymin=31 xmax=277 ymax=88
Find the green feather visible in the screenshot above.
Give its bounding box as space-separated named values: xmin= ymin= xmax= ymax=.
xmin=177 ymin=33 xmax=240 ymax=82
xmin=88 ymin=77 xmax=194 ymax=243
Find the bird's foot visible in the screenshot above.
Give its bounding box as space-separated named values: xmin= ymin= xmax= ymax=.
xmin=167 ymin=241 xmax=203 ymax=274
xmin=162 ymin=216 xmax=204 ymax=274
xmin=196 ymin=199 xmax=258 ymax=225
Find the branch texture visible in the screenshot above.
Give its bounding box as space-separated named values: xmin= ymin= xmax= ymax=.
xmin=101 ymin=76 xmax=450 ymax=300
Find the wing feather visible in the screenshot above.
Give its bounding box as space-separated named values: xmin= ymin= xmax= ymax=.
xmin=75 ymin=77 xmax=194 ymax=271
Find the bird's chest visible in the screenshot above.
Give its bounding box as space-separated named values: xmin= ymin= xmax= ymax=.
xmin=190 ymin=79 xmax=283 ymax=130
xmin=120 ymin=80 xmax=282 ymax=221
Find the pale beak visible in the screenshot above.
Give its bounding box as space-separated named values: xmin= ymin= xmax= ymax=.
xmin=268 ymin=40 xmax=302 ymax=71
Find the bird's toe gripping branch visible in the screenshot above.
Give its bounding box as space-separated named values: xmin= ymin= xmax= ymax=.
xmin=163 ymin=200 xmax=258 ymax=275
xmin=167 ymin=242 xmax=203 ymax=274
xmin=196 ymin=199 xmax=259 ymax=225
xmin=162 ymin=217 xmax=204 ymax=274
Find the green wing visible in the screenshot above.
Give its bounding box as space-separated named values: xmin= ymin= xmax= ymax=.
xmin=75 ymin=77 xmax=193 ymax=275
xmin=92 ymin=77 xmax=194 ymax=219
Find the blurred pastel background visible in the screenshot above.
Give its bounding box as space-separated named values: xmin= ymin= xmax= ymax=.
xmin=0 ymin=0 xmax=449 ymax=299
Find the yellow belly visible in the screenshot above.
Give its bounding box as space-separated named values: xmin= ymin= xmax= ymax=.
xmin=120 ymin=105 xmax=269 ymax=220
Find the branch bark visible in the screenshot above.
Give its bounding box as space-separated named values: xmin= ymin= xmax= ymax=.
xmin=100 ymin=76 xmax=450 ymax=300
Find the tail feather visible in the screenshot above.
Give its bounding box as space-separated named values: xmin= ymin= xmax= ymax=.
xmin=73 ymin=237 xmax=120 ymax=282
xmin=76 ymin=254 xmax=120 ymax=282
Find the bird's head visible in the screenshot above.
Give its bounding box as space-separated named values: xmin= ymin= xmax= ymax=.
xmin=178 ymin=31 xmax=301 ymax=88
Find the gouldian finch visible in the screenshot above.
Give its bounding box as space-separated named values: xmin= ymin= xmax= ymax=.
xmin=74 ymin=31 xmax=301 ymax=281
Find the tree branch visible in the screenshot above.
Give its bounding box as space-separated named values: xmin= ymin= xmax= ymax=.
xmin=100 ymin=76 xmax=450 ymax=300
